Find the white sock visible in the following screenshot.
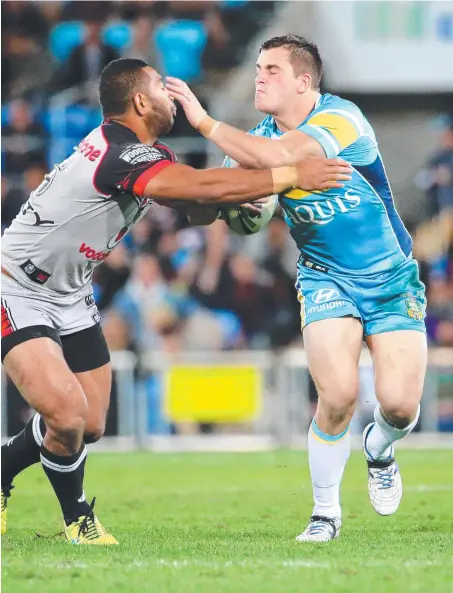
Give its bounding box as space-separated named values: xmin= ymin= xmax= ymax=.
xmin=308 ymin=419 xmax=350 ymax=521
xmin=365 ymin=404 xmax=420 ymax=461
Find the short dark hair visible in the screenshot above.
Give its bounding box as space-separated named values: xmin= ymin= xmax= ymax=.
xmin=99 ymin=58 xmax=149 ymax=117
xmin=260 ymin=35 xmax=323 ymax=88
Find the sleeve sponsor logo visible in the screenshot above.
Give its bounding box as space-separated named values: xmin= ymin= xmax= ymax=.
xmin=119 ymin=144 xmax=164 ymax=164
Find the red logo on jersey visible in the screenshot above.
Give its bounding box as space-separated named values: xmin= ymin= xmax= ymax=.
xmin=106 ymin=226 xmax=128 ymax=250
xmin=1 ymin=306 xmax=14 ymax=337
xmin=79 ymin=243 xmax=109 ymax=261
xmin=78 ymin=139 xmax=101 ymax=162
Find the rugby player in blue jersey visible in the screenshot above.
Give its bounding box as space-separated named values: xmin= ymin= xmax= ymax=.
xmin=167 ymin=35 xmax=427 ymax=542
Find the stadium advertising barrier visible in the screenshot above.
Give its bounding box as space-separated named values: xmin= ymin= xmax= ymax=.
xmin=313 ymin=1 xmax=453 ymax=92
xmin=2 ymin=348 xmax=452 ymax=451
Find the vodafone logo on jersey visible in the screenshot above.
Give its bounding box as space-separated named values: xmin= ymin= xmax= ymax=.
xmin=77 ymin=139 xmax=101 ymax=162
xmin=79 ymin=243 xmax=109 ymax=261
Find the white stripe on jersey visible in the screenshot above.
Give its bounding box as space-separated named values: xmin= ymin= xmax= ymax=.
xmin=309 ymin=125 xmax=341 ymax=154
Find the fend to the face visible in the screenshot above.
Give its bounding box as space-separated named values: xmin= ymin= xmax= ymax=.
xmin=142 ymin=67 xmax=177 ymax=136
xmin=255 ymin=47 xmax=302 ymax=115
xmin=254 ymin=36 xmax=323 ymax=117
xmin=98 ymin=58 xmax=177 ymax=137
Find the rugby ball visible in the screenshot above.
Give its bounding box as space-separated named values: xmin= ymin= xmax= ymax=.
xmin=220 ymin=195 xmax=279 ymax=235
xmin=221 ymin=155 xmax=278 ymax=235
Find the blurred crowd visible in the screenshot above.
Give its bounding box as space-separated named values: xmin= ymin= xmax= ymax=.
xmin=2 ymin=106 xmax=452 ymax=355
xmin=2 ymin=0 xmax=452 ymax=436
xmin=2 ymin=0 xmax=453 ymax=350
xmin=2 ymin=0 xmax=275 ymax=99
xmin=413 ymin=118 xmax=453 ymax=348
xmin=1 ymin=1 xmax=452 ymax=356
xmin=1 ymin=0 xmax=302 ymax=359
xmin=1 ymin=0 xmax=275 ymax=168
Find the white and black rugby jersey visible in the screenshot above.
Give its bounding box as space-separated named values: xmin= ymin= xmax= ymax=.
xmin=1 ymin=121 xmax=177 ymax=304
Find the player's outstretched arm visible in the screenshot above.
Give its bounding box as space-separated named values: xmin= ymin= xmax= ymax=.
xmin=166 ymin=77 xmax=323 ymax=168
xmin=142 ymin=159 xmax=351 ymax=205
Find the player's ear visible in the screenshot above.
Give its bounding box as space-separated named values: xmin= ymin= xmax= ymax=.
xmin=297 ymin=73 xmax=311 ymax=94
xmin=132 ymin=92 xmax=148 ymax=116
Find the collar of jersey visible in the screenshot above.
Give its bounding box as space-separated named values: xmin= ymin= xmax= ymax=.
xmin=102 ymin=119 xmax=141 ymax=144
xmin=269 ymin=92 xmax=323 ymax=137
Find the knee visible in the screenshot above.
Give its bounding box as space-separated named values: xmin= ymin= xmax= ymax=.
xmin=84 ymin=424 xmax=105 ymax=444
xmin=44 ymin=382 xmax=88 ymax=448
xmin=317 ymin=385 xmax=358 ymax=427
xmin=83 ymin=406 xmax=108 ymax=443
xmin=379 ymin=403 xmax=419 ymax=429
xmin=377 ymin=384 xmax=422 ymax=429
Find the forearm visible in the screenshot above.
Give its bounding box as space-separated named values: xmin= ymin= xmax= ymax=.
xmin=199 ymin=118 xmax=288 ymax=168
xmin=165 ymin=77 xmax=324 ymax=168
xmin=198 ymin=117 xmax=320 ymax=168
xmin=146 ymin=164 xmax=296 ymax=205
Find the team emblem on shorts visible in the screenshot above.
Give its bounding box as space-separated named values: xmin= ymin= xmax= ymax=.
xmin=406 ymin=297 xmax=423 ymax=321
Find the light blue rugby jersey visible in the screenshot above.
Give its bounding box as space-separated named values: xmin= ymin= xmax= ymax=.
xmin=245 ymin=93 xmax=413 ymax=275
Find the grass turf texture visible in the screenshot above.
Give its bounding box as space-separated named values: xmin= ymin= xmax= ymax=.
xmin=2 ymin=450 xmax=452 ymax=593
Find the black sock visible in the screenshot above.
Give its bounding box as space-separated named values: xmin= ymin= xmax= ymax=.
xmin=2 ymin=414 xmax=46 ymax=488
xmin=40 ymin=444 xmax=91 ymax=525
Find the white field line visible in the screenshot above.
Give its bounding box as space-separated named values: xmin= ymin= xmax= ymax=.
xmin=405 ymin=484 xmax=453 ymax=492
xmin=147 ymin=483 xmax=453 ymax=496
xmin=3 ymin=558 xmax=452 ymax=571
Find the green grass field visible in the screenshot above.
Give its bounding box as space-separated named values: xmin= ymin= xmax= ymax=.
xmin=2 ymin=450 xmax=453 ymax=593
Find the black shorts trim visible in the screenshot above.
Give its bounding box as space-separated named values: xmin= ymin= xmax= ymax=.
xmin=60 ymin=323 xmax=110 ymax=373
xmin=1 ymin=325 xmax=61 ymax=363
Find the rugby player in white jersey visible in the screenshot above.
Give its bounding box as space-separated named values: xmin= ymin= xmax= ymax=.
xmin=167 ymin=36 xmax=427 ymax=542
xmin=0 ymin=58 xmax=351 ymax=545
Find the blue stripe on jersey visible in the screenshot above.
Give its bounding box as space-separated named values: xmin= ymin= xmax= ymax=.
xmin=355 ymin=156 xmax=412 ymax=257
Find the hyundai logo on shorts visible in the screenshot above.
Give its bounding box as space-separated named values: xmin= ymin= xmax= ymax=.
xmin=312 ymin=288 xmax=340 ymax=304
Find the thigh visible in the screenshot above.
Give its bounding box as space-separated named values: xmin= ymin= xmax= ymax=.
xmin=296 ymin=269 xmax=361 ymax=332
xmin=360 ymin=258 xmax=427 ymax=337
xmin=366 ymin=330 xmax=427 ymax=409
xmin=303 ymin=317 xmax=363 ymax=401
xmin=1 ymin=277 xmax=59 ymax=362
xmin=2 ymin=336 xmax=86 ymax=422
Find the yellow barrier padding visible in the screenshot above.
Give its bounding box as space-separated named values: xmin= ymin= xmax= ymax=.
xmin=164 ymin=365 xmax=262 ymax=423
